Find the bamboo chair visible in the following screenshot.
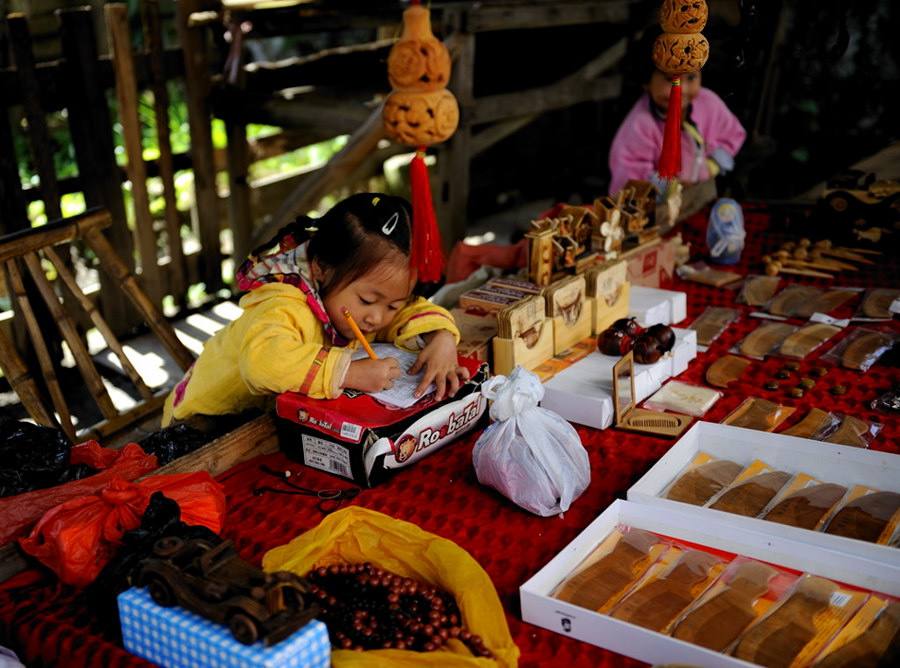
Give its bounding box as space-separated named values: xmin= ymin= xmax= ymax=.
xmin=0 ymin=208 xmax=195 ymax=444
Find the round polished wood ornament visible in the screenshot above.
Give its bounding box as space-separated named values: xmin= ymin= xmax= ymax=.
xmin=382 ymin=88 xmax=460 ymax=146
xmin=659 ymin=0 xmax=708 ymax=34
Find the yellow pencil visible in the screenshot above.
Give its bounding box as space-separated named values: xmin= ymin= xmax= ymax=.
xmin=341 ymin=307 xmax=378 ymax=359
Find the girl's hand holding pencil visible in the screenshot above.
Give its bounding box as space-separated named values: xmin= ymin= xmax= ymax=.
xmin=341 ymin=307 xmax=402 ymax=392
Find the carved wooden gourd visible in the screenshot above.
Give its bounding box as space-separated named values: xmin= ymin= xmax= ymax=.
xmin=383 ymin=4 xmax=459 ymax=146
xmin=654 ymin=0 xmax=709 ymax=75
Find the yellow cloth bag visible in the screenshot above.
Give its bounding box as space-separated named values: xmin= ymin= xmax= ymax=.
xmin=262 ymin=507 xmax=520 ymax=668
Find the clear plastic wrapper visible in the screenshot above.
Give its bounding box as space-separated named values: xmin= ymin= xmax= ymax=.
xmin=644 ymin=381 xmax=722 ymax=417
xmin=760 ymin=473 xmax=848 ymax=531
xmin=737 ymin=274 xmax=781 ymax=307
xmin=551 ymin=525 xmax=669 ymax=614
xmin=676 ymin=261 xmax=743 ymax=287
xmin=871 ymin=383 xmax=900 ymax=414
xmin=736 ymin=321 xmax=797 ymax=359
xmin=823 ymin=486 xmax=900 ymax=545
xmin=820 ymin=327 xmax=898 ymax=372
xmin=730 ymin=573 xmax=868 ymax=667
xmin=811 ymin=412 xmax=882 ymax=449
xmin=670 ymin=556 xmax=797 ymax=652
xmin=688 ymin=306 xmax=740 ymax=347
xmin=776 ymin=322 xmax=843 ymax=360
xmin=662 ymin=453 xmax=745 ymax=506
xmin=608 ymin=546 xmax=728 ymax=633
xmin=765 ymin=284 xmax=823 ymax=318
xmin=794 ymin=287 xmax=859 ymax=319
xmin=811 ymin=596 xmax=900 ymax=667
xmin=721 ymin=396 xmax=796 ymax=432
xmin=780 ymin=407 xmax=839 ymax=439
xmin=705 ymin=460 xmax=795 ymax=518
xmin=855 ymin=287 xmax=900 ymax=320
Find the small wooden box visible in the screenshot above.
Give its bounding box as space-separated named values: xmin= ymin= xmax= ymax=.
xmin=492 ymin=319 xmax=555 ymax=377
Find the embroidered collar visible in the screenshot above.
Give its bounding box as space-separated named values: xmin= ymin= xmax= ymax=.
xmin=236 ymin=240 xmax=349 ymax=346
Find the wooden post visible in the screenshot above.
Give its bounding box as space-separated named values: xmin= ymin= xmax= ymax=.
xmin=437 ymin=12 xmax=475 ymax=248
xmin=176 ymin=0 xmax=224 ymax=293
xmin=141 ymin=0 xmax=189 ymax=307
xmin=221 ymin=20 xmax=254 ymax=270
xmin=0 ymin=104 xmax=29 ymax=235
xmin=7 ymin=14 xmax=63 ymax=222
xmin=106 ymin=3 xmax=165 ymax=308
xmin=57 ymin=6 xmax=137 ymax=333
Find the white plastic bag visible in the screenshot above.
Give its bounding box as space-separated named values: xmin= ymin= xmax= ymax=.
xmin=472 ymin=366 xmax=591 ymax=517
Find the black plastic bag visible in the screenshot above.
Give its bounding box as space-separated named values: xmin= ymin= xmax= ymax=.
xmin=0 ymin=419 xmax=75 ymax=497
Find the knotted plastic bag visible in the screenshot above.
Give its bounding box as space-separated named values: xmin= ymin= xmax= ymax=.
xmin=0 ymin=441 xmax=158 ymax=545
xmin=472 ymin=366 xmax=590 ymax=516
xmin=19 ymin=471 xmax=225 ymax=587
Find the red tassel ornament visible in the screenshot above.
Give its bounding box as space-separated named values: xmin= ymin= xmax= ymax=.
xmin=653 ymin=0 xmax=710 ymax=181
xmin=657 ymin=74 xmax=683 ymax=179
xmin=409 ymin=147 xmax=444 ymax=283
xmin=383 ymin=0 xmax=459 ymax=283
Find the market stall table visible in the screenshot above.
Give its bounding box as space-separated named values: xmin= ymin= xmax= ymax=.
xmin=1 ymin=203 xmax=898 ymax=668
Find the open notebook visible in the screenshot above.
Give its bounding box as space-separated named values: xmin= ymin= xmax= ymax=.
xmin=351 ymin=343 xmax=436 ymax=408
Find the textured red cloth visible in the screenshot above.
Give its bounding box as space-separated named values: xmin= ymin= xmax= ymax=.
xmin=0 ymin=204 xmax=897 ymax=667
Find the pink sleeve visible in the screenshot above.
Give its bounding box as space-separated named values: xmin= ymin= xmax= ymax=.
xmin=608 ymin=96 xmax=663 ymax=195
xmin=694 ymin=88 xmax=746 ymax=158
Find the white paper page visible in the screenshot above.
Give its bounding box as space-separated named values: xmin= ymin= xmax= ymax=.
xmin=351 ymin=343 xmax=435 ymax=408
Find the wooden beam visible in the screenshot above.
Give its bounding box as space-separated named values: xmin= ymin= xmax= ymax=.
xmin=251 ymin=101 xmax=388 ymax=249
xmin=470 ymin=38 xmax=627 ymax=124
xmin=461 ymin=1 xmax=631 ymax=33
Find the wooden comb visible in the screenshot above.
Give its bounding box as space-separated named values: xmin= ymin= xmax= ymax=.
xmin=781 ymin=408 xmax=833 ymax=439
xmin=763 ymin=482 xmax=848 ymax=530
xmin=706 ymin=354 xmax=752 ymax=388
xmin=672 ymin=560 xmax=779 ymax=651
xmin=709 ymin=470 xmax=793 ymax=518
xmin=553 ymin=529 xmax=663 ymax=613
xmin=610 ymin=550 xmax=724 ymax=632
xmin=733 ymin=575 xmax=839 ymax=668
xmin=824 ymin=491 xmax=900 ymax=543
xmin=666 ymin=459 xmax=745 ymax=506
xmin=813 ymin=601 xmax=900 ymax=668
xmin=778 ymin=323 xmax=842 ymax=360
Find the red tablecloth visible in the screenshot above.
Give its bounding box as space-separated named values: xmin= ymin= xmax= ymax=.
xmin=1 ymin=204 xmax=898 ymax=667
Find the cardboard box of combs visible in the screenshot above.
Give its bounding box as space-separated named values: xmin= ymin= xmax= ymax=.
xmin=627 ymin=421 xmax=900 ymax=568
xmin=520 ymin=499 xmax=900 ymax=668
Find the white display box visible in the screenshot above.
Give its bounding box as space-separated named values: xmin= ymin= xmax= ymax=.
xmin=520 ymin=499 xmax=900 ymax=668
xmin=540 ymin=328 xmax=697 ymax=429
xmin=628 ymin=285 xmax=687 ymax=326
xmin=627 ymin=421 xmax=900 ymax=569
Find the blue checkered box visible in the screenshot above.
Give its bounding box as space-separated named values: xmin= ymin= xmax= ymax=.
xmin=118 ymin=587 xmax=330 ymax=668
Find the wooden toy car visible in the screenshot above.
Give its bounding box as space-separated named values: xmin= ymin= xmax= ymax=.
xmin=134 ymin=536 xmax=319 ymax=646
xmin=820 ymin=170 xmax=900 ymax=227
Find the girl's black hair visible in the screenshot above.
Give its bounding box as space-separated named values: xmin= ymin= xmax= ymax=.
xmin=252 ymin=192 xmax=413 ymax=296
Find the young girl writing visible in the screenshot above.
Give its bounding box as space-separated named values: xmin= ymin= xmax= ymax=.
xmin=162 ymin=193 xmax=466 ymax=427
